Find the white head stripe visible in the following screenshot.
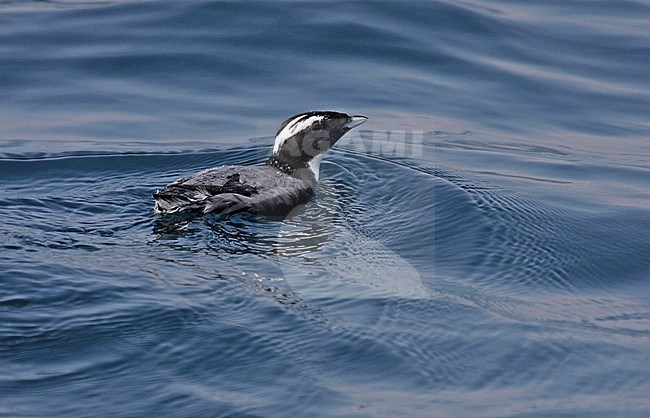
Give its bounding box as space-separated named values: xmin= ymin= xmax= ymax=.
xmin=273 ymin=115 xmax=325 ymax=153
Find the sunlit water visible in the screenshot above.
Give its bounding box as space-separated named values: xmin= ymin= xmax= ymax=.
xmin=1 ymin=1 xmax=649 ymax=416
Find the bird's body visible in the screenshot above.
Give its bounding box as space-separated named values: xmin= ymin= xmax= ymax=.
xmin=153 ymin=165 xmax=315 ymax=216
xmin=153 ymin=111 xmax=367 ymax=216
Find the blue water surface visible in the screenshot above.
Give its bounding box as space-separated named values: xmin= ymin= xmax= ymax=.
xmin=1 ymin=1 xmax=649 ymax=416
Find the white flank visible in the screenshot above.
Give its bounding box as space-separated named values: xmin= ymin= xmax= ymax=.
xmin=153 ymin=186 xmax=213 ymax=214
xmin=307 ymin=153 xmax=324 ymax=181
xmin=273 ymin=115 xmax=324 ymax=153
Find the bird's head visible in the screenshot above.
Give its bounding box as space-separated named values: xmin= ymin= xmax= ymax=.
xmin=267 ymin=111 xmax=368 ymax=181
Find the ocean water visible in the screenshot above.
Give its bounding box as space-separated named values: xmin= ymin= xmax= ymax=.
xmin=1 ymin=0 xmax=649 ymax=416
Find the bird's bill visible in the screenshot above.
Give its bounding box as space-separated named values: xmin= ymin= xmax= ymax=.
xmin=345 ymin=115 xmax=368 ymax=130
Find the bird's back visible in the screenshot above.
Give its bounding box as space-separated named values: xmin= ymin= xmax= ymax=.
xmin=153 ymin=165 xmax=315 ymax=216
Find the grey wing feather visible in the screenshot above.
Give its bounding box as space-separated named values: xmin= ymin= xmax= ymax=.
xmin=153 ymin=169 xmax=258 ymax=214
xmin=154 ymin=165 xmax=315 ymax=216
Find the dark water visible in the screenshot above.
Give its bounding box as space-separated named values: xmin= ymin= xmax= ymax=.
xmin=1 ymin=1 xmax=650 ymax=416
